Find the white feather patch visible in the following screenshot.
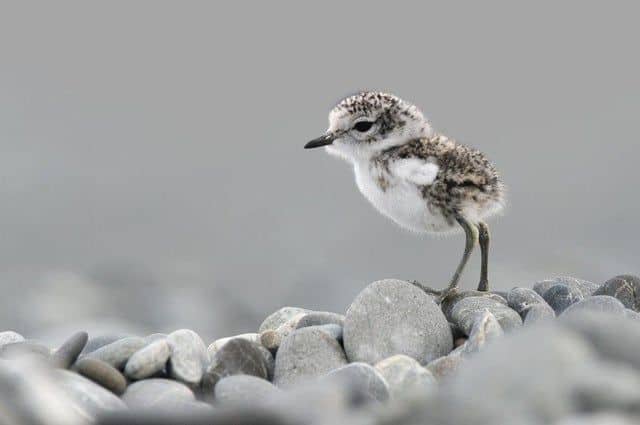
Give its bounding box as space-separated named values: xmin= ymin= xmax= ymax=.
xmin=390 ymin=158 xmax=440 ymax=185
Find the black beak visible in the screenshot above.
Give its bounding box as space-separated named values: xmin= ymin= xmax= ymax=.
xmin=304 ymin=133 xmax=335 ymax=149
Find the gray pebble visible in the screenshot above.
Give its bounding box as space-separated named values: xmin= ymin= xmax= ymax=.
xmin=542 ymin=284 xmax=584 ymax=314
xmin=204 ymin=338 xmax=270 ymax=391
xmin=426 ymin=351 xmax=464 ymax=380
xmin=207 ymin=333 xmax=261 ymax=355
xmin=440 ymin=290 xmax=507 ymax=321
xmin=322 ymin=362 xmax=389 ymax=404
xmin=51 ymin=331 xmax=88 ymax=369
xmin=81 ymin=334 xmax=131 ymax=355
xmin=273 ymin=327 xmax=347 ymax=388
xmin=55 ymin=369 xmax=126 ymax=418
xmin=562 ymin=295 xmax=627 ymax=316
xmin=75 ymin=357 xmax=128 ymax=395
xmin=125 ymin=338 xmax=170 ymax=380
xmin=0 ymin=340 xmax=50 ymax=360
xmin=85 ymin=336 xmax=146 ymax=370
xmin=214 ymin=375 xmax=280 ymax=405
xmin=295 ymin=311 xmax=345 ymax=329
xmin=166 ymin=329 xmax=208 ymax=385
xmin=535 ymin=276 xmax=598 ymax=298
xmin=524 ymin=303 xmax=556 ymax=325
xmin=260 ymin=313 xmax=307 ymax=351
xmin=0 ymin=330 xmax=25 ymax=348
xmin=143 ymin=333 xmax=167 ymax=344
xmin=375 ymin=354 xmax=436 ymax=399
xmin=259 ymin=306 xmax=309 ymax=333
xmin=343 ymin=279 xmax=452 ymax=365
xmin=310 ymin=324 xmax=343 ymax=342
xmin=461 ymin=310 xmax=504 ymax=356
xmin=507 ymin=287 xmax=548 ymax=318
xmin=122 ymin=378 xmax=195 ymax=410
xmin=594 ymin=275 xmax=640 ymax=311
xmin=450 ymin=296 xmax=522 ymax=335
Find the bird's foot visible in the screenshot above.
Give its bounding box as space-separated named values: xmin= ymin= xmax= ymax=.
xmin=409 ymin=280 xmax=459 ymax=303
xmin=477 ymin=279 xmax=489 ymax=292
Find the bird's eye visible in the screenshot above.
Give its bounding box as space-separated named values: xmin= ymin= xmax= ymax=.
xmin=353 ymin=121 xmax=374 ymax=132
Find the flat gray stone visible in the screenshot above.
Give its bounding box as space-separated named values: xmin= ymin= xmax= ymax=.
xmin=55 ymin=369 xmax=126 ymax=418
xmin=122 ymin=378 xmax=195 ymax=410
xmin=166 ymin=329 xmax=208 ymax=385
xmin=51 ymin=331 xmax=88 ymax=369
xmin=562 ymin=295 xmax=626 ymax=316
xmin=204 ymin=338 xmax=270 ymax=391
xmin=309 ymin=324 xmax=343 ymax=342
xmin=322 ymin=362 xmax=389 ymax=404
xmin=507 ymin=287 xmax=548 ymax=318
xmin=594 ymin=275 xmax=640 ymax=311
xmin=259 ymin=306 xmax=309 ymax=332
xmin=542 ymin=284 xmax=584 ymax=315
xmin=81 ymin=334 xmax=131 ymax=355
xmin=375 ymin=354 xmax=436 ymax=399
xmin=343 ymin=279 xmax=452 ymax=365
xmin=124 ymin=338 xmax=170 ymax=380
xmin=214 ymin=375 xmax=280 ymax=405
xmin=0 ymin=341 xmax=50 ymax=360
xmin=85 ymin=336 xmax=146 ymax=370
xmin=524 ymin=303 xmax=556 ymax=325
xmin=0 ymin=331 xmax=24 ymax=348
xmin=450 ymin=296 xmax=522 ymax=335
xmin=273 ymin=327 xmax=347 ymax=388
xmin=207 ymin=333 xmax=261 ymax=355
xmin=75 ymin=357 xmax=127 ymax=395
xmin=440 ymin=290 xmax=508 ymax=321
xmin=295 ymin=311 xmax=345 ymax=329
xmin=462 ymin=310 xmax=504 ymax=356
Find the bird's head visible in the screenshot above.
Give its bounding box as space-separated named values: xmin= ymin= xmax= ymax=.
xmin=305 ymin=91 xmax=433 ymax=161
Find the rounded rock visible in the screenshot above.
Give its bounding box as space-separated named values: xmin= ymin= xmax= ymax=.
xmin=204 ymin=339 xmax=270 ymax=391
xmin=55 ymin=369 xmax=126 ymax=418
xmin=124 ymin=338 xmax=171 ymax=380
xmin=295 ymin=311 xmax=345 ymax=329
xmin=259 ymin=307 xmax=309 ymax=333
xmin=440 ymin=290 xmax=507 ymax=321
xmin=81 ymin=334 xmax=131 ymax=356
xmin=450 ymin=296 xmax=522 ymax=335
xmin=166 ymin=329 xmax=208 ymax=385
xmin=375 ymin=354 xmax=436 ymax=399
xmin=122 ymin=378 xmax=195 ymax=409
xmin=85 ymin=336 xmax=146 ymax=370
xmin=273 ymin=327 xmax=347 ymax=388
xmin=51 ymin=331 xmax=88 ymax=369
xmin=594 ymin=275 xmax=640 ymax=311
xmin=507 ymin=287 xmax=548 ymax=318
xmin=75 ymin=357 xmax=128 ymax=395
xmin=562 ymin=295 xmax=627 ymax=316
xmin=0 ymin=340 xmax=50 ymax=360
xmin=461 ymin=310 xmax=504 ymax=355
xmin=0 ymin=331 xmax=25 ymax=348
xmin=343 ymin=279 xmax=452 ymax=365
xmin=523 ymin=303 xmax=556 ymax=325
xmin=543 ymin=284 xmax=584 ymax=315
xmin=214 ymin=375 xmax=280 ymax=405
xmin=322 ymin=362 xmax=389 ymax=404
xmin=426 ymin=352 xmax=464 ymax=380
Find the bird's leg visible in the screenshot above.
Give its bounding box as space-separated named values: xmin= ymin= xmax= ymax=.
xmin=410 ymin=215 xmax=478 ymax=301
xmin=477 ymin=221 xmax=490 ymax=292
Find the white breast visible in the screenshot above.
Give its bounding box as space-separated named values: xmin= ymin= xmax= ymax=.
xmin=353 ymin=161 xmax=451 ymax=233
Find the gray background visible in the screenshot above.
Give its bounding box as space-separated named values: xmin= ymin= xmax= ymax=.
xmin=0 ymin=2 xmax=637 ymax=344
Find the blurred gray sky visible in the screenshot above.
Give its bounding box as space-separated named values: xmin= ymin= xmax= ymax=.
xmin=0 ymin=1 xmax=638 ymax=343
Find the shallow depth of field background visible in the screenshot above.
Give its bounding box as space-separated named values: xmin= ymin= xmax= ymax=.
xmin=0 ymin=2 xmax=638 ymax=344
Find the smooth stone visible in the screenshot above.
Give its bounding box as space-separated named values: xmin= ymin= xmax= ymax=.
xmin=594 ymin=275 xmax=640 ymax=311
xmin=440 ymin=290 xmax=508 ymax=322
xmin=75 ymin=357 xmax=128 ymax=395
xmin=507 ymin=287 xmax=548 ymax=318
xmin=0 ymin=331 xmax=25 ymax=348
xmin=259 ymin=306 xmax=309 ymax=332
xmin=425 ymin=351 xmax=464 ymax=380
xmin=273 ymin=327 xmax=348 ymax=388
xmin=562 ymin=295 xmax=626 ymax=316
xmin=260 ymin=313 xmax=307 ymax=351
xmin=0 ymin=341 xmax=50 ymax=360
xmin=309 ymin=324 xmax=343 ymax=342
xmin=344 ymin=279 xmax=452 ymax=365
xmin=375 ymin=354 xmax=436 ymax=399
xmin=534 ymin=276 xmax=598 ymax=298
xmin=143 ymin=333 xmax=167 ymax=344
xmin=86 ymin=336 xmax=146 ymax=370
xmin=542 ymin=284 xmax=584 ymax=315
xmin=122 ymin=378 xmax=195 ymax=410
xmin=450 ymin=296 xmax=522 ymax=335
xmin=51 ymin=331 xmax=88 ymax=369
xmin=81 ymin=334 xmax=131 ymax=355
xmin=124 ymin=338 xmax=170 ymax=380
xmin=524 ymin=303 xmax=556 ymax=325
xmin=461 ymin=310 xmax=504 ymax=356
xmin=322 ymin=362 xmax=389 ymax=404
xmin=207 ymin=333 xmax=261 ymax=355
xmin=295 ymin=311 xmax=345 ymax=329
xmin=203 ymin=339 xmax=270 ymax=391
xmin=55 ymin=369 xmax=126 ymax=418
xmin=166 ymin=329 xmax=208 ymax=385
xmin=214 ymin=375 xmax=280 ymax=405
